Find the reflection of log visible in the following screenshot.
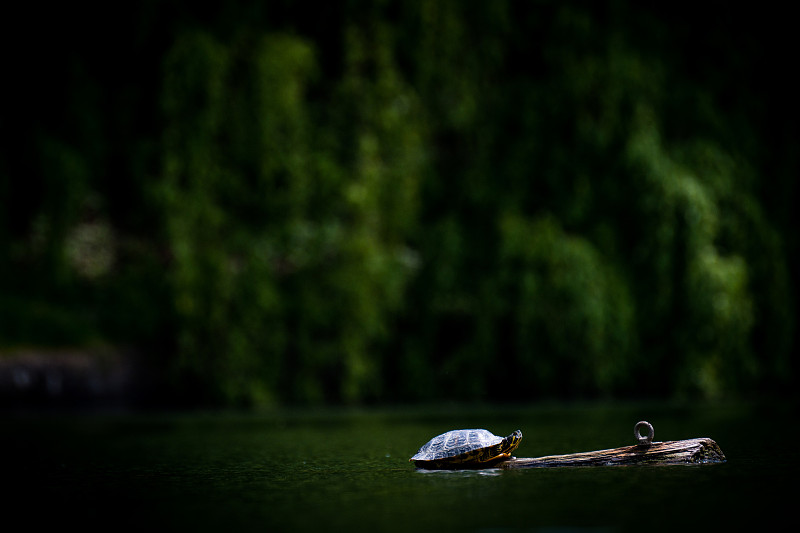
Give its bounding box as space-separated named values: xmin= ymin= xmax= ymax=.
xmin=501 ymin=437 xmax=726 ymax=469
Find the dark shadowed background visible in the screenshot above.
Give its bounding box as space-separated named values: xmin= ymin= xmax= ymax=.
xmin=1 ymin=0 xmax=796 ymax=409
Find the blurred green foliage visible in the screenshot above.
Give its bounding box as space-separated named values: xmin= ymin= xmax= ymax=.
xmin=1 ymin=1 xmax=796 ymax=405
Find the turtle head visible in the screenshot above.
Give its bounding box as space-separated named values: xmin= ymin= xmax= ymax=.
xmin=504 ymin=429 xmax=523 ymax=453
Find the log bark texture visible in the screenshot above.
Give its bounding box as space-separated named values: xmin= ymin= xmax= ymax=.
xmin=500 ymin=438 xmax=726 ymax=469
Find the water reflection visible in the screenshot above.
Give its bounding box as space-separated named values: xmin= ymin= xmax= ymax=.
xmin=414 ymin=467 xmax=504 ymax=477
xmin=2 ymin=401 xmax=796 ymax=532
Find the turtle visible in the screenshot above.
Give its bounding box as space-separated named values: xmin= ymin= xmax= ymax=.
xmin=409 ymin=428 xmax=523 ymax=469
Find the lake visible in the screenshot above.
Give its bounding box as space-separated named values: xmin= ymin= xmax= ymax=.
xmin=3 ymin=401 xmax=795 ymax=531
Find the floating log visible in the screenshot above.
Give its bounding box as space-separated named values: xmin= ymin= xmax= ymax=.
xmin=501 ymin=436 xmax=726 ymax=469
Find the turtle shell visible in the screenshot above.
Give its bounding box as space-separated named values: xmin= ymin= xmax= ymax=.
xmin=410 ymin=428 xmax=523 ymax=469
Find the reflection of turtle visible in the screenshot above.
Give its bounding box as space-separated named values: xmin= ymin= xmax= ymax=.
xmin=410 ymin=429 xmax=523 ymax=469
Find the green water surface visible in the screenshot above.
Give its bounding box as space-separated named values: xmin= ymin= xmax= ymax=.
xmin=3 ymin=402 xmax=794 ymax=531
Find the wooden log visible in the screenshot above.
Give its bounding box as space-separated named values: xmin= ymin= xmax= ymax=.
xmin=500 ymin=437 xmax=726 ymax=469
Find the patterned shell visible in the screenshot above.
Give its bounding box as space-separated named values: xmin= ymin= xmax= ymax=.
xmin=410 ymin=429 xmax=505 ymax=462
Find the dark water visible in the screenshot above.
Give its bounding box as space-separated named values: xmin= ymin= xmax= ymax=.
xmin=3 ymin=401 xmax=796 ymax=531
